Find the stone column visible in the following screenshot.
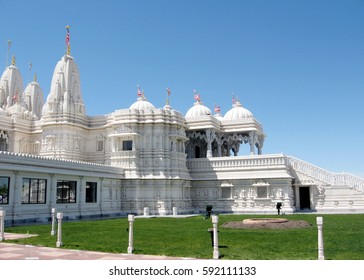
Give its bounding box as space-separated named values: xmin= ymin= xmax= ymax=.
xmin=206 ymin=129 xmax=213 ymax=158
xmin=12 ymin=171 xmax=22 ymax=219
xmin=143 ymin=207 xmax=150 ymax=216
xmin=51 ymin=208 xmax=57 ymax=236
xmin=56 ymin=212 xmax=63 ymax=248
xmin=248 ymin=132 xmax=256 ymax=155
xmin=317 ymin=217 xmax=324 ymax=260
xmin=99 ymin=178 xmax=105 ymax=215
xmin=0 ymin=210 xmax=5 ymax=241
xmin=78 ymin=176 xmax=84 ymax=217
xmin=127 ymin=214 xmax=135 ymax=254
xmin=49 ymin=174 xmax=56 ymax=209
xmin=212 ymin=215 xmax=219 ymax=260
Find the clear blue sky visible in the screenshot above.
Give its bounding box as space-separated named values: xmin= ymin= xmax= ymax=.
xmin=1 ymin=0 xmax=363 ymax=177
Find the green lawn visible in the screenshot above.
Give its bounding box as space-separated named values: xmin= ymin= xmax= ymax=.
xmin=3 ymin=214 xmax=364 ymax=260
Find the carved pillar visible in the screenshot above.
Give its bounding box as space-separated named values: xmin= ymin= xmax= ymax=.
xmin=206 ymin=129 xmax=213 ymax=158
xmin=79 ymin=176 xmax=84 ymax=217
xmin=49 ymin=174 xmax=56 ymax=209
xmin=248 ymin=132 xmax=256 ymax=155
xmin=257 ymin=134 xmax=264 ymax=155
xmin=12 ymin=171 xmax=22 ymax=219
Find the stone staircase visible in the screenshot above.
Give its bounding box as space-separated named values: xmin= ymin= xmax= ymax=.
xmin=286 ymin=156 xmax=364 ymax=212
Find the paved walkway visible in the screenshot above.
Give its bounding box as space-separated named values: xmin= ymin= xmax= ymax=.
xmin=0 ymin=233 xmax=192 ymax=260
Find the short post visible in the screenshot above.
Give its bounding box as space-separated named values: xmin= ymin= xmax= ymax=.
xmin=211 ymin=215 xmax=219 ymax=260
xmin=127 ymin=214 xmax=135 ymax=254
xmin=316 ymin=216 xmax=324 ymax=260
xmin=143 ymin=207 xmax=149 ymax=216
xmin=56 ymin=212 xmax=63 ymax=248
xmin=0 ymin=210 xmax=5 ymax=242
xmin=51 ymin=208 xmax=57 ymax=236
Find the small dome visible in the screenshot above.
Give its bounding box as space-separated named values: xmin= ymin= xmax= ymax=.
xmin=223 ymin=101 xmax=253 ymax=121
xmin=214 ymin=113 xmax=224 ymax=121
xmin=185 ymin=101 xmax=212 ymax=118
xmin=129 ymin=96 xmax=156 ymax=111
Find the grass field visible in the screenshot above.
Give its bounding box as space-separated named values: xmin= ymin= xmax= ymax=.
xmin=4 ymin=214 xmax=364 ymax=260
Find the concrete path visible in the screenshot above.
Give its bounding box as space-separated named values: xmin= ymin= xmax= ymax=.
xmin=0 ymin=233 xmax=193 ymax=260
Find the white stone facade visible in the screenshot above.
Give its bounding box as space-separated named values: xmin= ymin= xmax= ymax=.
xmin=0 ymin=43 xmax=363 ymax=224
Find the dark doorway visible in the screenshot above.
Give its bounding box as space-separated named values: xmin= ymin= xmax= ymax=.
xmin=299 ymin=187 xmax=311 ymax=210
xmin=194 ymin=146 xmax=201 ymax=158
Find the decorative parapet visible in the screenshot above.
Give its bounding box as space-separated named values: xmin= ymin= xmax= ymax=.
xmin=0 ymin=151 xmax=124 ymax=176
xmin=187 ymin=154 xmax=288 ymax=171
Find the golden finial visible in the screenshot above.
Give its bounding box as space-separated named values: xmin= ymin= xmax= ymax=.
xmin=34 ymin=72 xmax=37 ymax=82
xmin=11 ymin=54 xmax=16 ymax=66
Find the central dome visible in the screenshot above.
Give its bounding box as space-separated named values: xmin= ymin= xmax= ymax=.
xmin=185 ymin=101 xmax=212 ymax=118
xmin=223 ymin=101 xmax=253 ymax=121
xmin=129 ymin=96 xmax=156 ymax=111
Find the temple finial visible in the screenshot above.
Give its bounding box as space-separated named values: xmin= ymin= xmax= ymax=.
xmin=11 ymin=54 xmax=16 ymax=66
xmin=65 ymin=25 xmax=71 ymax=55
xmin=34 ymin=72 xmax=37 ymax=82
xmin=193 ymin=90 xmax=201 ymax=102
xmin=166 ymin=88 xmax=171 ymax=105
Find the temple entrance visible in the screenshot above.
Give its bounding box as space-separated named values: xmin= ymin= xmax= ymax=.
xmin=299 ymin=187 xmax=311 ymax=210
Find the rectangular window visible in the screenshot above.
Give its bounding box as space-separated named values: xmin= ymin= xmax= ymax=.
xmin=57 ymin=180 xmax=77 ymax=203
xmin=0 ymin=176 xmax=10 ymax=204
xmin=86 ymin=182 xmax=97 ymax=203
xmin=257 ymin=186 xmax=268 ymax=198
xmin=221 ymin=187 xmax=232 ymax=199
xmin=122 ymin=140 xmax=133 ymax=151
xmin=22 ymin=178 xmax=47 ymax=204
xmin=96 ymin=140 xmax=104 ymax=152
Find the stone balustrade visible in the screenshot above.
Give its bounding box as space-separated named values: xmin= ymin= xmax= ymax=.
xmin=186 ymin=154 xmax=364 ymax=193
xmin=287 ymin=156 xmax=364 ymax=192
xmin=186 ymin=154 xmax=288 ymax=171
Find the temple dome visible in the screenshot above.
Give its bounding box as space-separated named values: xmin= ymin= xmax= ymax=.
xmin=0 ymin=63 xmax=24 ymax=110
xmin=42 ymin=55 xmax=85 ymax=116
xmin=214 ymin=113 xmax=224 ymax=121
xmin=223 ymin=101 xmax=253 ymax=121
xmin=185 ymin=101 xmax=212 ymax=118
xmin=23 ymin=78 xmax=44 ymax=119
xmin=129 ymin=96 xmax=156 ymax=111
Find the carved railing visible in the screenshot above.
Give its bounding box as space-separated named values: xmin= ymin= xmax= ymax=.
xmin=286 ymin=156 xmax=364 ymax=192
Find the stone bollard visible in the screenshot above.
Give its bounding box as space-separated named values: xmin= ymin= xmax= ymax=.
xmin=0 ymin=210 xmax=5 ymax=242
xmin=316 ymin=216 xmax=325 ymax=260
xmin=173 ymin=207 xmax=178 ymax=216
xmin=211 ymin=215 xmax=219 ymax=260
xmin=51 ymin=208 xmax=57 ymax=236
xmin=56 ymin=212 xmax=63 ymax=248
xmin=143 ymin=207 xmax=150 ymax=216
xmin=127 ymin=214 xmax=135 ymax=254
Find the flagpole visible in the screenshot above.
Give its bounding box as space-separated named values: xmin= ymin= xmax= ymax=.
xmin=28 ymin=62 xmax=32 ymax=83
xmin=65 ymin=25 xmax=71 ymax=55
xmin=6 ymin=40 xmax=11 ymax=68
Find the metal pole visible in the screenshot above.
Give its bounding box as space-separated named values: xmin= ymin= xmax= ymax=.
xmin=317 ymin=216 xmax=325 ymax=260
xmin=212 ymin=215 xmax=219 ymax=260
xmin=127 ymin=214 xmax=135 ymax=254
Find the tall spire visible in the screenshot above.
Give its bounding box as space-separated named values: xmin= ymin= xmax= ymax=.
xmin=65 ymin=25 xmax=71 ymax=55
